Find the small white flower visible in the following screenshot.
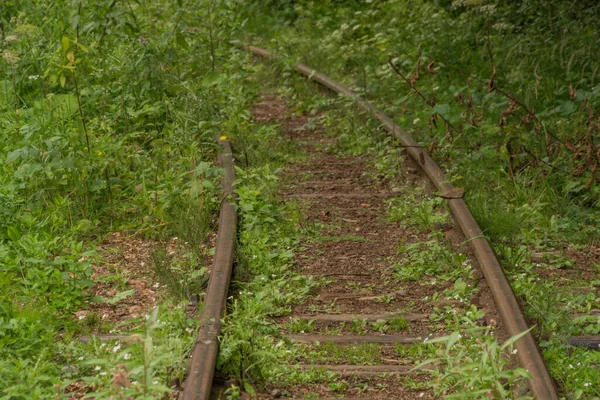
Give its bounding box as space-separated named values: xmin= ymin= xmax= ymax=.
xmin=95 ymin=366 xmax=101 ymax=371
xmin=512 ymin=349 xmax=518 ymax=354
xmin=78 ymin=356 xmax=84 ymax=361
xmin=100 ymin=372 xmax=107 ymax=376
xmin=28 ymin=75 xmax=40 ymax=80
xmin=78 ymin=315 xmax=85 ymax=320
xmin=413 ymin=118 xmax=421 ymax=125
xmin=153 ymin=380 xmax=159 ymax=385
xmin=584 ymin=382 xmax=590 ymax=387
xmin=112 ymin=343 xmax=121 ymax=353
xmin=124 ymin=353 xmax=131 ymax=360
xmin=100 ymin=343 xmax=106 ymax=349
xmin=153 ymin=283 xmax=160 ymax=288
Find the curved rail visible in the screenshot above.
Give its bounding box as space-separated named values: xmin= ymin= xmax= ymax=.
xmin=183 ymin=139 xmax=237 ymax=400
xmin=244 ymin=45 xmax=558 ymax=400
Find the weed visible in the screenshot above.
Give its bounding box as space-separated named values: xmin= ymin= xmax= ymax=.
xmin=418 ymin=328 xmax=533 ymax=399
xmin=386 ymin=188 xmax=449 ymax=232
xmin=393 ymin=234 xmax=471 ymax=283
xmin=349 ymin=319 xmax=368 ymax=335
xmin=286 ymin=318 xmax=315 ymax=333
xmin=389 ymin=316 xmax=408 ymax=332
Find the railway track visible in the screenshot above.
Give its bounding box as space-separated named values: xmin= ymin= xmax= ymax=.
xmin=183 ymin=138 xmax=237 ymax=400
xmin=181 ymin=48 xmax=559 ymax=399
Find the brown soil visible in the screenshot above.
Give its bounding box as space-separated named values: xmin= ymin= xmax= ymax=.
xmin=250 ymin=94 xmax=510 ymax=399
xmin=73 ymin=232 xmax=163 ymax=328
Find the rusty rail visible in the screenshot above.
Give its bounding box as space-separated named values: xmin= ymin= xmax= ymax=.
xmin=244 ymin=45 xmax=558 ymax=400
xmin=183 ymin=139 xmax=237 ymax=400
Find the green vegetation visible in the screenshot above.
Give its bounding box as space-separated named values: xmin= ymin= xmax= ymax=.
xmin=0 ymin=0 xmax=253 ymax=397
xmin=4 ymin=0 xmax=600 ymax=398
xmin=238 ymin=0 xmax=600 ymax=397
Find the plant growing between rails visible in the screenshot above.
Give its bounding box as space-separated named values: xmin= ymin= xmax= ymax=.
xmin=416 ymin=327 xmax=533 ymax=399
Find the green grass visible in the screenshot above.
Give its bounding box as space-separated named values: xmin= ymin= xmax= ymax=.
xmin=0 ymin=0 xmax=255 ymax=396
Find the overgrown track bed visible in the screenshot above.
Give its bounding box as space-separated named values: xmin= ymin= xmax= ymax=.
xmin=245 ymin=47 xmax=559 ymax=399
xmin=183 ymin=139 xmax=237 ymax=400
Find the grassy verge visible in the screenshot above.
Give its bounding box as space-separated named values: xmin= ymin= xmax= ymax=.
xmin=0 ymin=0 xmax=256 ymax=397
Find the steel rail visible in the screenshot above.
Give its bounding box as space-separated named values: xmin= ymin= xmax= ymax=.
xmin=244 ymin=45 xmax=558 ymax=399
xmin=183 ymin=139 xmax=237 ymax=400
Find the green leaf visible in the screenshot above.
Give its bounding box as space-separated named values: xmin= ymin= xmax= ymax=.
xmin=5 ymin=149 xmax=23 ymax=164
xmin=201 ymin=72 xmax=221 ymax=88
xmin=7 ymin=225 xmax=21 ymax=243
xmin=244 ymin=382 xmax=256 ymax=396
xmin=432 ymin=103 xmax=450 ymax=118
xmin=91 ymin=289 xmax=135 ymax=305
xmin=557 ymin=101 xmax=576 ymax=116
xmin=176 ymin=33 xmax=189 ymax=50
xmin=61 ymin=36 xmax=70 ymax=53
xmin=501 ymin=327 xmax=533 ymax=350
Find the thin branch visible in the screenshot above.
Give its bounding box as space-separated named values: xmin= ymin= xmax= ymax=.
xmin=433 ymin=59 xmax=566 ymax=146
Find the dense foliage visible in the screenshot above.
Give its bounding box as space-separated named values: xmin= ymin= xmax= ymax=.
xmin=0 ymin=0 xmax=251 ymax=397
xmin=237 ymin=0 xmax=600 ymax=398
xmin=2 ymin=0 xmax=600 ymax=398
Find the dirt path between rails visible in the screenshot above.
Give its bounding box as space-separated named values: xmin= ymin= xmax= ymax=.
xmin=250 ymin=94 xmax=509 ymax=399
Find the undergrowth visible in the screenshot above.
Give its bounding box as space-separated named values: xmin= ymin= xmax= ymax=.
xmin=238 ymin=0 xmax=600 ymax=397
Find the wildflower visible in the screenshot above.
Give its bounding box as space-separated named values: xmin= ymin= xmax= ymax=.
xmin=152 ymin=380 xmax=159 ymax=385
xmin=3 ymin=50 xmax=21 ymax=66
xmin=413 ymin=118 xmax=421 ymax=125
xmin=112 ymin=343 xmax=121 ymax=353
xmin=78 ymin=315 xmax=86 ymax=320
xmin=124 ymin=353 xmax=131 ymax=360
xmin=584 ymin=383 xmax=591 ymax=387
xmin=100 ymin=372 xmax=107 ymax=376
xmin=512 ymin=349 xmax=518 ymax=354
xmin=28 ymin=75 xmax=40 ymax=80
xmin=4 ymin=35 xmax=19 ymax=44
xmin=153 ymin=283 xmax=160 ymax=289
xmin=95 ymin=366 xmax=102 ymax=371
xmin=78 ymin=356 xmax=84 ymax=361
